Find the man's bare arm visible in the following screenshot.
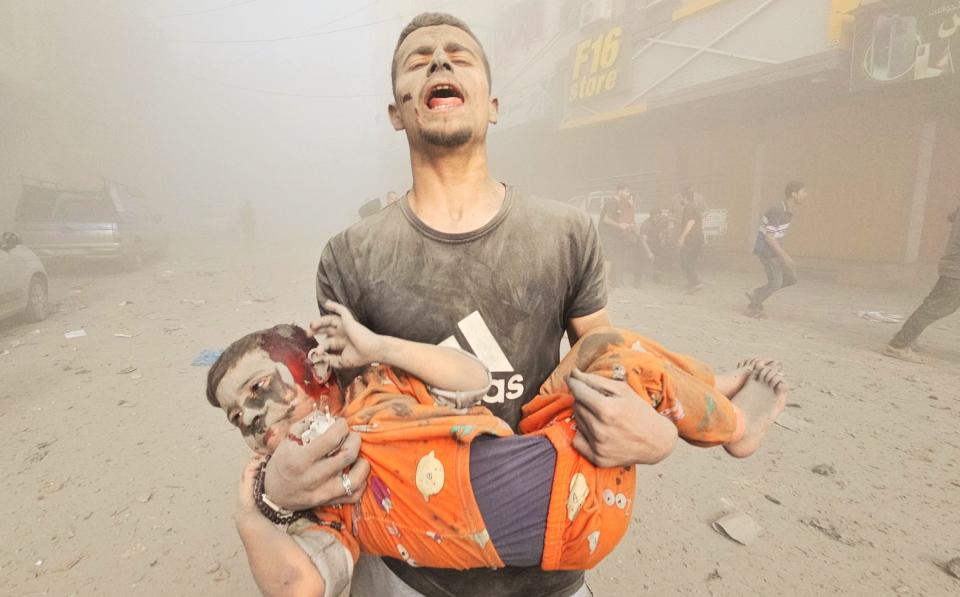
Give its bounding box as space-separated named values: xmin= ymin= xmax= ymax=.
xmin=763 ymin=232 xmax=795 ymax=266
xmin=567 ymin=308 xmax=611 ymax=346
xmin=639 ymin=234 xmax=654 ymax=259
xmin=566 ymin=309 xmax=678 ymax=466
xmin=679 ymin=218 xmax=695 ymax=246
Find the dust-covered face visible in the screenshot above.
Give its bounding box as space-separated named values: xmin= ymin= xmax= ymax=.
xmin=389 ymin=24 xmax=497 ymax=149
xmin=215 ymin=349 xmax=331 ymax=454
xmin=792 ymin=188 xmax=809 ymax=205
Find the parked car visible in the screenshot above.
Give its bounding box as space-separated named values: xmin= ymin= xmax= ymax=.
xmin=0 ymin=232 xmax=48 ymax=323
xmin=15 ymin=179 xmax=168 ymax=270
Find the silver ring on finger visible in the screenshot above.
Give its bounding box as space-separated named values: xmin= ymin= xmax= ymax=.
xmin=341 ymin=473 xmax=353 ymax=497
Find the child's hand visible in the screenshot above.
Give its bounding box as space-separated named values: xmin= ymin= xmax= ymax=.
xmin=236 ymin=457 xmax=265 ymax=519
xmin=308 ymin=300 xmax=385 ymax=369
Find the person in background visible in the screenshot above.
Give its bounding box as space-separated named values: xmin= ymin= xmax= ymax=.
xmin=884 ymin=198 xmax=960 ymax=363
xmin=599 ymin=184 xmax=637 ymax=289
xmin=675 ymin=184 xmax=707 ymax=213
xmin=746 ymin=181 xmax=807 ymax=317
xmin=677 ymin=190 xmax=705 ymax=294
xmin=638 ymin=208 xmax=674 ymax=285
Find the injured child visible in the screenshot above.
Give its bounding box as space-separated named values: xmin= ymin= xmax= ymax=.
xmin=207 ymin=301 xmax=786 ymax=597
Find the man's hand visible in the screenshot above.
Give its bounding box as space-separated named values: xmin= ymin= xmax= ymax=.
xmin=263 ymin=418 xmax=371 ymax=511
xmin=568 ymin=368 xmax=677 ymax=467
xmin=309 ymin=300 xmax=385 ymax=370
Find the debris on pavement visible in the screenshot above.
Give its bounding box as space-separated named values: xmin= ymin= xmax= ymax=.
xmin=811 ymin=464 xmax=836 ymax=477
xmin=712 ymin=512 xmax=762 ymax=545
xmin=943 ymin=557 xmax=960 ymax=579
xmin=775 ymin=412 xmax=807 ymax=432
xmin=64 ymin=330 xmax=87 ymax=339
xmin=857 ymin=311 xmax=904 ymax=324
xmin=192 ymin=349 xmax=223 ymax=367
xmin=800 ymin=518 xmax=862 ymax=546
xmin=117 ymin=366 xmax=137 ymax=375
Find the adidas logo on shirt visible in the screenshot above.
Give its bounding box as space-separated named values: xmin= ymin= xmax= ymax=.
xmin=438 ymin=311 xmax=524 ymax=404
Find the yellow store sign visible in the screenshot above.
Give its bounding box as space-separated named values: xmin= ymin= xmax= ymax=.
xmin=569 ymin=26 xmax=624 ymax=103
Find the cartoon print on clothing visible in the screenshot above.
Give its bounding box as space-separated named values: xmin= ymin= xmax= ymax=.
xmin=659 ymin=398 xmax=685 ymax=422
xmin=415 ymin=450 xmax=444 ymax=502
xmin=611 ymin=364 xmax=626 ymax=381
xmin=369 ymin=474 xmax=393 ymax=513
xmin=396 ymin=543 xmax=417 ymax=567
xmin=450 ymin=424 xmax=476 ymax=440
xmin=567 ymin=473 xmax=589 ymax=521
xmin=602 ymin=489 xmax=615 ymax=506
xmin=587 ymin=531 xmax=600 ymax=554
xmin=614 ymin=493 xmax=628 ymax=510
xmin=471 ymin=529 xmax=490 ymax=549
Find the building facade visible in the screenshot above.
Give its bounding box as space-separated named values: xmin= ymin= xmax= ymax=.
xmin=483 ymin=0 xmax=959 ymax=265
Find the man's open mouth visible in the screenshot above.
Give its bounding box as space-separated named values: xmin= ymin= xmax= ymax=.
xmin=426 ymin=83 xmax=464 ymax=111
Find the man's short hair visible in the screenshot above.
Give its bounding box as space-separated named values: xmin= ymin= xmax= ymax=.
xmin=785 ymin=181 xmax=805 ymax=198
xmin=391 ymin=12 xmax=492 ymax=93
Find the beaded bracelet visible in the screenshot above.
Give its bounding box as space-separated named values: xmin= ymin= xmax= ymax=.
xmin=254 ymin=456 xmax=307 ymax=526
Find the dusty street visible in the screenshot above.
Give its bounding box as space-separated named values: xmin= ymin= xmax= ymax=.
xmin=2 ymin=235 xmax=958 ymax=596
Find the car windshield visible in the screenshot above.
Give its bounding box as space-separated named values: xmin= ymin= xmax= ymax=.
xmin=54 ymin=197 xmax=117 ymax=222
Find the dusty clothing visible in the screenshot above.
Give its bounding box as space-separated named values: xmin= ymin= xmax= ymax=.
xmin=888 ymin=208 xmax=960 ymax=347
xmin=599 ymin=196 xmax=635 ymax=252
xmin=754 ymin=201 xmax=792 ymax=258
xmin=293 ymin=328 xmax=743 ymax=579
xmin=316 ymin=187 xmax=606 ymax=431
xmin=752 ymin=255 xmax=798 ymax=306
xmin=939 ymin=208 xmax=960 ymax=279
xmin=889 ymin=276 xmax=960 ymax=348
xmin=315 ymin=186 xmax=606 ymax=597
xmin=681 ymin=204 xmax=704 ymax=249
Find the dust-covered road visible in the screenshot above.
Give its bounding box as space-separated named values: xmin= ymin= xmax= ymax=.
xmin=2 ymin=235 xmax=958 ymax=596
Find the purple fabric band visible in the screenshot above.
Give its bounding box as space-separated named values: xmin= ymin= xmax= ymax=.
xmin=469 ymin=434 xmax=556 ymax=567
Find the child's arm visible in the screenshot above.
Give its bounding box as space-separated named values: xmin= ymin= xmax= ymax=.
xmin=236 ymin=512 xmax=327 ymax=597
xmin=310 ymin=300 xmax=490 ymax=394
xmin=234 ymin=461 xmax=327 ymax=597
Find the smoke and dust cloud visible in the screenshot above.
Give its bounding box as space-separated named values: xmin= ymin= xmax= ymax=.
xmin=1 ymin=1 xmax=958 ymax=596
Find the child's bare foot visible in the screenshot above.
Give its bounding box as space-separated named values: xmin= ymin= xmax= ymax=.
xmin=715 ymin=358 xmax=781 ymax=398
xmin=724 ymin=366 xmax=787 ymax=459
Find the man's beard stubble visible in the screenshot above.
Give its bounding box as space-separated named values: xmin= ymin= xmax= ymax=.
xmin=422 ymin=126 xmax=473 ymax=149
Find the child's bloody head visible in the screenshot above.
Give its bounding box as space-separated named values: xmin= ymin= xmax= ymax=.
xmin=206 ymin=324 xmax=343 ymax=454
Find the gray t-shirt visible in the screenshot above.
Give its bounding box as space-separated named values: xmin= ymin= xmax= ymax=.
xmin=315 ymin=185 xmax=606 ymax=597
xmin=316 ymin=185 xmax=607 ymax=428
